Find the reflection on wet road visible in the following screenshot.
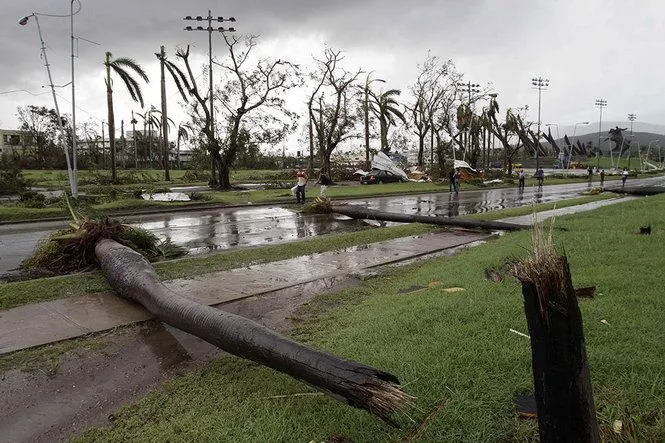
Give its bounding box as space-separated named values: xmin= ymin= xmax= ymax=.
xmin=2 ymin=176 xmax=664 ymax=275
xmin=132 ymin=207 xmax=368 ymax=255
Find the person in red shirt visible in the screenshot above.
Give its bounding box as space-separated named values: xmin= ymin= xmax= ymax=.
xmin=295 ymin=170 xmax=308 ymax=203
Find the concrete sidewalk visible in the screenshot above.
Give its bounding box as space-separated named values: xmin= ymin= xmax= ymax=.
xmin=0 ymin=231 xmax=490 ymax=355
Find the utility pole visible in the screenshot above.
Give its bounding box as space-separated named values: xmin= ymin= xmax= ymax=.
xmin=184 ymin=12 xmax=236 ymax=184
xmin=627 ymin=113 xmax=636 ymax=168
xmin=121 ymin=119 xmax=125 ymax=168
xmin=131 ymin=111 xmax=137 ymax=169
xmin=70 ymin=0 xmax=79 ymax=198
xmin=595 ymin=98 xmax=607 ymax=168
xmin=531 ymin=77 xmax=549 ymax=170
xmin=456 ymin=81 xmax=480 ymax=162
xmin=20 ymin=13 xmax=76 ymax=197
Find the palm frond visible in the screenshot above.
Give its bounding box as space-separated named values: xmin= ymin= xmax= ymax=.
xmin=112 ymin=57 xmax=149 ymax=83
xmin=113 ymin=66 xmax=145 ymax=106
xmin=164 ymin=60 xmax=190 ymax=102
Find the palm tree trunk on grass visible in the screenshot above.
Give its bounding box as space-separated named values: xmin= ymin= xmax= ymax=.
xmin=327 ymin=205 xmax=527 ymax=232
xmin=94 ymin=239 xmax=409 ymax=425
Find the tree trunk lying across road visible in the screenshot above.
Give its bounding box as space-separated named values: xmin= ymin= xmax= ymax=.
xmin=95 ymin=238 xmax=409 ymax=425
xmin=328 ymin=204 xmax=527 ymax=232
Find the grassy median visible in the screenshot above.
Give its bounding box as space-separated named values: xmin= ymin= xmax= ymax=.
xmin=68 ymin=193 xmax=665 ymax=442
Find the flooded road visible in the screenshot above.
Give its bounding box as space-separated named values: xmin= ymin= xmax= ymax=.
xmin=1 ymin=177 xmax=663 ymax=276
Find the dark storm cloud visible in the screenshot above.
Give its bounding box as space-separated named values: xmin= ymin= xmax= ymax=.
xmin=2 ymin=0 xmax=665 ymax=130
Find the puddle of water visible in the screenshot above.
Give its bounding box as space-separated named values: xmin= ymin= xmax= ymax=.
xmin=141 ymin=192 xmax=191 ymax=202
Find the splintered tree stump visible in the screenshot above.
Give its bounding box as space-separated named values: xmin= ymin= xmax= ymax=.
xmin=513 ymin=230 xmax=600 ymax=443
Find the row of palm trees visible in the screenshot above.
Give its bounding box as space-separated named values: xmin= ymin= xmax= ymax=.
xmin=104 ymin=46 xmax=193 ymax=181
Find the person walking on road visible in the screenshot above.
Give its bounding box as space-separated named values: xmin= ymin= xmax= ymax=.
xmin=622 ymin=168 xmax=629 ymax=187
xmin=536 ymin=167 xmax=545 ymax=187
xmin=453 ymin=168 xmax=461 ymax=194
xmin=295 ymin=170 xmax=308 ymax=203
xmin=518 ymin=169 xmax=526 ymax=190
xmin=600 ymin=169 xmax=606 ymax=187
xmin=449 ymin=168 xmax=456 ymax=192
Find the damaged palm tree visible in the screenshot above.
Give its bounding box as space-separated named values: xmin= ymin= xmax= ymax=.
xmin=22 ymin=201 xmax=185 ymax=275
xmin=95 ymin=239 xmax=410 ymax=425
xmin=23 ymin=198 xmax=410 ymax=424
xmin=312 ymin=197 xmax=526 ymax=232
xmin=512 ymin=222 xmax=600 ymax=442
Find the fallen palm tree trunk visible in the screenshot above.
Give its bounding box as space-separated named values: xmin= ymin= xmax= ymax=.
xmin=512 ymin=225 xmax=600 ymax=442
xmin=95 ymin=238 xmax=409 ymax=425
xmin=324 ymin=203 xmax=526 ymax=232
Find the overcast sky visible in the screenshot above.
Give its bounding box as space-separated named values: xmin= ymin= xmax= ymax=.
xmin=2 ymin=0 xmax=664 ymax=152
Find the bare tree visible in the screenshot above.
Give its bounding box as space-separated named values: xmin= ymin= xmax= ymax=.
xmin=407 ymin=54 xmax=455 ymax=168
xmin=486 ymin=97 xmax=524 ymax=175
xmin=176 ymin=36 xmax=300 ymax=189
xmin=308 ymin=48 xmax=362 ymax=176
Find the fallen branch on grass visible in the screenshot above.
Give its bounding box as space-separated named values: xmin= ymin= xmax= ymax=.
xmin=95 ymin=238 xmax=410 ymax=425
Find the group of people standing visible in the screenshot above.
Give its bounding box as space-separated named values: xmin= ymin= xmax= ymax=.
xmin=517 ymin=167 xmax=544 ymax=190
xmin=292 ymin=170 xmax=333 ymax=204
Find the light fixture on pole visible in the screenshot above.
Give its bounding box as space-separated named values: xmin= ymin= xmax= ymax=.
xmin=595 ymin=98 xmax=607 ymax=168
xmin=531 ymin=77 xmax=549 ymax=170
xmin=20 ymin=10 xmax=78 ymax=197
xmin=184 ymin=12 xmax=236 ymax=182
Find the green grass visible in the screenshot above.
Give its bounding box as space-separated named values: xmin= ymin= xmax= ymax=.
xmin=0 ymin=223 xmax=438 ymax=310
xmin=69 ymin=194 xmax=665 ymax=442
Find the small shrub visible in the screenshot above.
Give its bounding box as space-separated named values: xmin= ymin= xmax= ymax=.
xmin=0 ymin=159 xmax=31 ymax=195
xmin=187 ymin=192 xmax=213 ymax=201
xmin=19 ymin=191 xmax=47 ymax=208
xmin=183 ymin=169 xmax=210 ymax=182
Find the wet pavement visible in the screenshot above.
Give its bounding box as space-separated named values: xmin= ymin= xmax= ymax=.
xmin=3 ymin=178 xmax=662 ymax=276
xmin=0 ymin=230 xmax=490 ymax=355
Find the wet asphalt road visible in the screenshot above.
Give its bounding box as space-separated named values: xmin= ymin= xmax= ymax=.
xmin=0 ymin=177 xmax=662 ymax=276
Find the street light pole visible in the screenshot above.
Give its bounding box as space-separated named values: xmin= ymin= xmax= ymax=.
xmin=627 ymin=113 xmax=637 ymax=168
xmin=70 ymin=0 xmax=79 ymax=198
xmin=595 ymin=98 xmax=607 ymax=168
xmin=568 ymin=121 xmax=590 ymax=169
xmin=531 ymin=77 xmax=549 ymax=170
xmin=20 ymin=12 xmax=75 ymax=196
xmin=184 ymin=12 xmax=236 ymax=183
xmin=456 ymin=81 xmax=480 ymax=162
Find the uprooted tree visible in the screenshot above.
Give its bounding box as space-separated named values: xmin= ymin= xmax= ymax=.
xmin=22 ymin=205 xmax=410 ymax=425
xmin=485 ymin=98 xmax=524 ymax=175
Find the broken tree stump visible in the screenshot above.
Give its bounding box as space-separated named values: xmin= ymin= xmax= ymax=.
xmin=512 ymin=227 xmax=600 ymax=443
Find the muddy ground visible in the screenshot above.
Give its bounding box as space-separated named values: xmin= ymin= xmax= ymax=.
xmin=0 ymin=276 xmax=361 ymax=443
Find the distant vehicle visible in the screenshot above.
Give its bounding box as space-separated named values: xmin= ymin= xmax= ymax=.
xmin=359 ymin=169 xmax=405 ymax=184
